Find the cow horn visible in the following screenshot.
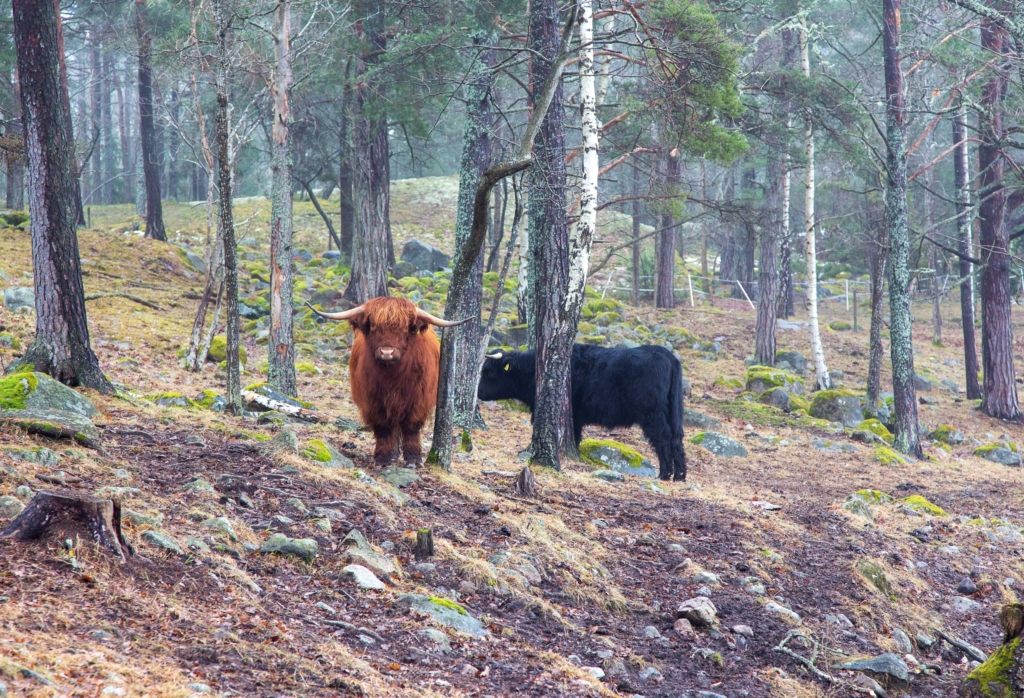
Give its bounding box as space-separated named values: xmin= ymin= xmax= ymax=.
xmin=415 ymin=307 xmax=474 ymax=328
xmin=306 ymin=301 xmax=365 ymax=321
xmin=486 ymin=351 xmax=503 ymax=359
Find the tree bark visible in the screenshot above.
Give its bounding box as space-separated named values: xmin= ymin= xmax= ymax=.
xmin=338 ymin=57 xmax=354 ymax=264
xmin=344 ymin=5 xmax=390 ymax=303
xmin=656 ymin=149 xmax=678 ymax=309
xmin=865 ymin=225 xmax=889 ymax=417
xmin=755 ymin=159 xmax=781 ymax=366
xmin=2 ymin=491 xmax=133 ymax=559
xmin=268 ymin=0 xmax=296 ymax=398
xmin=953 ymin=100 xmax=981 ymax=399
xmin=800 ymin=22 xmax=832 ymax=392
xmin=113 ymin=67 xmax=135 ymax=206
xmin=167 ymin=86 xmax=180 ymax=202
xmin=214 ymin=0 xmax=241 ymax=413
xmin=54 ymin=7 xmax=85 ymax=228
xmin=89 ymin=31 xmax=102 ymax=205
xmin=528 ymin=0 xmax=576 ymax=469
xmin=101 ymin=49 xmax=114 ymax=205
xmin=632 ymin=164 xmax=642 ymax=306
xmin=10 ymin=0 xmax=111 ymax=393
xmin=136 ymin=0 xmax=166 ymax=242
xmin=977 ymin=20 xmax=1021 ymax=421
xmin=883 ymin=0 xmax=922 ymax=456
xmin=4 ymin=65 xmax=24 ymax=209
xmin=432 ymin=39 xmax=494 ymax=469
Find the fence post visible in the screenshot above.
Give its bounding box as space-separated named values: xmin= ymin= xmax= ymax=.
xmin=688 ymin=274 xmax=695 ymax=307
xmin=852 ymin=287 xmax=858 ymax=331
xmin=845 ymin=279 xmax=849 ymax=310
xmin=734 ymin=280 xmax=755 ymax=310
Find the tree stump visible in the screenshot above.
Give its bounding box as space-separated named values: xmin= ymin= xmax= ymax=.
xmin=415 ymin=528 xmax=434 ymax=560
xmin=514 ymin=466 xmax=538 ymax=498
xmin=1 ymin=491 xmax=134 ymax=558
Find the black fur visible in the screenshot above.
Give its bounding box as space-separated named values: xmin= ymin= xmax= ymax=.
xmin=478 ymin=343 xmax=686 ymax=481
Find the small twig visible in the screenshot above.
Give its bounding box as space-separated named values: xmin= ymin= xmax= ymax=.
xmin=773 ymin=631 xmax=874 ymax=694
xmin=84 ymin=292 xmax=160 ymax=310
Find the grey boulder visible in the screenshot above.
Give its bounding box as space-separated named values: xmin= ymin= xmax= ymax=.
xmin=401 ymin=240 xmax=450 ymax=272
xmin=693 ymin=431 xmax=748 ymax=458
xmin=3 ymin=287 xmax=34 ymax=312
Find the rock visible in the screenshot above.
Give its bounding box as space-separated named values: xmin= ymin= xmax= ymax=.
xmin=857 ymin=560 xmax=893 ymax=596
xmin=420 ymin=628 xmax=451 ymax=653
xmin=939 ymin=545 xmax=961 ymax=555
xmin=7 ymin=447 xmax=59 ymax=467
xmin=344 ymin=548 xmax=396 ymax=578
xmin=592 ymin=469 xmax=624 ymax=482
xmin=0 ymin=408 xmax=100 ymax=447
xmin=334 ymin=416 xmax=362 ymax=431
xmin=642 ymin=625 xmax=661 ymax=639
xmin=683 ymin=408 xmax=721 ymax=430
xmin=517 ymin=562 xmax=542 ymax=585
xmin=343 ymin=564 xmax=386 ymax=590
xmin=950 ymin=596 xmax=983 ymax=614
xmin=958 ymin=577 xmax=978 ymax=595
xmin=200 ymin=516 xmax=237 ymax=541
xmin=676 ymin=597 xmax=718 ymax=627
xmin=744 ymin=366 xmax=805 ymax=396
xmin=842 ymin=498 xmax=874 ymax=520
xmin=381 ymin=466 xmax=420 ymax=488
xmin=180 ymin=478 xmax=215 ymax=495
xmin=259 ymin=533 xmax=318 ymax=561
xmin=392 ymin=260 xmax=418 ymax=279
xmin=322 ymin=249 xmax=341 ymax=261
xmin=395 ymin=593 xmax=488 ymax=637
xmin=694 ymin=571 xmax=719 ymax=584
xmin=913 ymin=373 xmax=933 ymax=391
xmin=0 ymin=372 xmax=98 ymax=417
xmin=638 ymin=667 xmax=663 ymax=684
xmin=3 ymin=286 xmax=34 ymax=311
xmin=850 ymin=674 xmax=889 ymax=697
xmin=124 ymin=509 xmax=163 ymax=528
xmin=929 ymin=424 xmax=964 ymax=445
xmin=579 ymin=439 xmax=658 ymax=478
xmin=775 ymin=351 xmax=808 ymax=372
xmin=757 ymin=387 xmax=791 ymax=412
xmin=940 ymin=378 xmax=960 ymax=394
xmin=141 ymin=531 xmax=185 ymax=555
xmin=764 ymin=602 xmax=801 ymax=623
xmin=691 ymin=431 xmax=748 ymax=458
xmin=0 ymin=495 xmax=25 ymax=518
xmin=892 ymin=628 xmax=913 ymax=654
xmin=808 ymin=389 xmax=864 ymax=427
xmin=974 ymin=443 xmax=1022 ymax=467
xmin=732 ymin=625 xmax=754 ymax=638
xmin=263 ymin=429 xmax=299 ymax=456
xmin=299 ymin=439 xmax=353 ymax=468
xmin=14 ymin=486 xmax=33 ymax=500
xmin=186 ymin=537 xmax=210 ymax=553
xmin=833 ymin=653 xmax=909 ymax=688
xmin=959 ymin=635 xmax=1024 ymax=697
xmin=400 ymin=240 xmax=450 ymax=272
xmin=342 ymin=529 xmax=371 ymax=550
xmin=900 ymin=494 xmax=947 ymax=516
xmin=584 ymin=666 xmax=605 ymax=679
xmin=916 ymin=633 xmax=936 ymax=650
xmin=674 ymin=618 xmax=695 ymax=637
xmin=812 ymin=439 xmax=858 ymax=453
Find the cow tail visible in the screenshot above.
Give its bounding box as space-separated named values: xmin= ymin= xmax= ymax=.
xmin=670 ymin=356 xmax=687 ymax=481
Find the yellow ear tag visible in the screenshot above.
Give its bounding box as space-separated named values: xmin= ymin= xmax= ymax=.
xmin=504 ymin=364 xmax=510 ymax=371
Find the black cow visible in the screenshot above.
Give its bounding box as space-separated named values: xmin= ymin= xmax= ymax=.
xmin=478 ymin=343 xmax=686 ymax=481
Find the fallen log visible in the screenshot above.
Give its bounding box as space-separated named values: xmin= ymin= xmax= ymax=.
xmin=241 ymin=390 xmax=324 ymax=423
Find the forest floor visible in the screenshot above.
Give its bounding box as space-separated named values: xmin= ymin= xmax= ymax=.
xmin=0 ymin=184 xmax=1023 ymax=698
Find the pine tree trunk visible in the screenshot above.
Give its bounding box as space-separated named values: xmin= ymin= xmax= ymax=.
xmin=865 ymin=228 xmax=889 ymax=417
xmin=10 ymin=0 xmax=111 ymax=392
xmin=89 ymin=33 xmax=102 ymax=206
xmin=136 ymin=0 xmax=166 ymax=242
xmin=631 ymin=164 xmax=642 ymax=306
xmin=656 ymin=149 xmax=678 ymax=309
xmin=953 ymin=101 xmax=981 ymax=399
xmin=883 ymin=0 xmax=922 ymax=456
xmin=114 ymin=67 xmax=135 ymax=206
xmin=55 ymin=10 xmax=85 ymax=228
xmin=214 ymin=0 xmax=241 ymax=413
xmin=755 ymin=159 xmax=780 ymax=366
xmin=338 ymin=58 xmax=354 ymax=264
xmin=344 ymin=5 xmax=390 ymax=303
xmin=529 ymin=0 xmax=575 ymax=469
xmin=167 ymin=86 xmax=180 ymax=202
xmin=800 ymin=23 xmax=832 ymax=392
xmin=101 ymin=49 xmax=114 ymax=205
xmin=268 ymin=0 xmax=296 ymax=398
xmin=977 ymin=20 xmax=1021 ymax=421
xmin=4 ymin=67 xmax=24 ymax=210
xmin=433 ymin=40 xmax=494 ymax=470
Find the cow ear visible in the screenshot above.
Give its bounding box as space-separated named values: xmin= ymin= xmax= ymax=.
xmin=412 ymin=316 xmax=429 ymax=334
xmin=348 ymin=312 xmax=369 ymax=334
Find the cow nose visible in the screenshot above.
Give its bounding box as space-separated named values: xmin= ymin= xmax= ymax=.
xmin=379 ymin=348 xmax=395 ymax=360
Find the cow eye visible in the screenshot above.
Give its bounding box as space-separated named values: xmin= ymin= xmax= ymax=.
xmin=504 ymin=363 xmax=510 ymax=372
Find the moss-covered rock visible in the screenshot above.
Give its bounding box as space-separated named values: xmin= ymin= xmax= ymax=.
xmin=0 ymin=332 xmax=22 ymax=350
xmin=192 ymin=389 xmax=227 ymax=412
xmin=930 ymin=424 xmax=965 ymax=445
xmin=856 ymin=559 xmax=894 ymax=598
xmin=296 ymin=362 xmax=320 ymax=375
xmin=856 ymin=419 xmax=893 ymax=444
xmin=579 ymin=438 xmax=657 ymax=478
xmin=789 ymin=393 xmax=810 ymax=412
xmin=959 ymin=635 xmax=1022 ymax=697
xmin=713 ymin=375 xmax=744 ymax=390
xmin=0 ymin=372 xmax=97 ymax=417
xmin=757 ymin=387 xmax=792 ymax=411
xmin=744 ymin=366 xmax=805 ymax=396
xmin=808 ymin=389 xmax=863 ymax=427
xmin=875 ymin=446 xmax=908 ymax=466
xmin=829 ymin=320 xmax=852 ymax=331
xmin=975 ymin=442 xmax=1022 ymax=467
xmin=151 ymin=392 xmax=196 ymax=409
xmin=901 ymin=495 xmax=947 ymax=517
xmin=577 ymin=321 xmax=599 ymax=336
xmin=208 ymin=335 xmax=247 ymax=366
xmin=299 ymin=439 xmax=353 ymax=468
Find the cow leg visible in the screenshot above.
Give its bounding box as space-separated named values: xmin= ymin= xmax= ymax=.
xmin=641 ymin=419 xmax=676 ymax=481
xmin=673 ymin=442 xmax=687 ymax=481
xmin=373 ymin=426 xmax=400 ymax=467
xmin=401 ymin=422 xmax=424 ymax=467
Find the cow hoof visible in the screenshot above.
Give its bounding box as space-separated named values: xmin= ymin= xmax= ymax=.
xmin=404 ymin=459 xmax=422 ymax=469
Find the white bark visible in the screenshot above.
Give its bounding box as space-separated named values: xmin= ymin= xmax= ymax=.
xmin=596 ymin=16 xmax=614 ymax=106
xmin=566 ymin=0 xmax=599 ymax=319
xmin=800 ymin=22 xmax=832 ymax=391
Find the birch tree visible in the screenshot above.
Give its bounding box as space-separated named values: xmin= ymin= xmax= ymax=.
xmin=953 ymin=99 xmax=981 ymax=400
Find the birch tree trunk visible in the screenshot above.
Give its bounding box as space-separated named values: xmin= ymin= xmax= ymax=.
xmin=953 ymin=100 xmax=981 ymax=399
xmin=432 ymin=39 xmax=494 ymax=468
xmin=977 ymin=20 xmax=1021 ymax=421
xmin=800 ymin=23 xmax=832 ymax=391
xmin=214 ymin=0 xmax=241 ymax=413
xmin=566 ymin=0 xmax=599 ymax=329
xmin=883 ymin=0 xmax=922 ymax=456
xmin=656 ymin=149 xmax=678 ymax=309
xmin=268 ymin=0 xmax=296 ymax=397
xmin=777 ymin=107 xmax=794 ymax=318
xmin=755 ymin=158 xmax=780 ymax=366
xmin=10 ymin=0 xmax=111 ymax=392
xmin=135 ymin=0 xmax=165 ymax=242
xmin=344 ymin=4 xmax=390 ymax=304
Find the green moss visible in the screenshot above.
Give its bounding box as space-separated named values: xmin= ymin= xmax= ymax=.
xmin=577 ymin=321 xmax=599 ymax=335
xmin=690 ymin=432 xmax=706 ymax=445
xmin=459 ymin=429 xmax=473 ymax=453
xmin=856 ymin=559 xmax=894 ymax=598
xmin=497 ymin=398 xmax=531 ymax=413
xmin=962 ymin=637 xmax=1020 ymax=697
xmin=579 ymin=439 xmax=645 ymax=469
xmin=829 ymin=320 xmax=852 ymax=331
xmin=976 ymin=442 xmax=1019 ymax=456
xmin=208 ymin=335 xmax=248 ymax=366
xmin=852 ymin=489 xmax=894 ymax=504
xmin=594 ymin=311 xmax=621 ymax=326
xmin=855 ymin=419 xmax=893 ymax=444
xmin=428 ymin=596 xmax=467 ymax=615
xmin=874 ymin=446 xmax=908 ymax=466
xmin=738 ymin=391 xmax=757 ymax=402
xmin=745 ymin=366 xmax=803 ymax=391
xmin=296 ymin=362 xmax=319 ymax=375
xmin=243 ymin=381 xmax=268 ymax=392
xmin=300 ymin=439 xmax=333 ymax=463
xmin=901 ymin=494 xmax=947 ymax=517
xmin=811 ymin=388 xmax=863 ymax=402
xmin=713 ymin=375 xmax=743 ymax=390
xmin=789 ymin=394 xmax=810 ymax=411
xmin=0 ymin=332 xmax=22 ymax=350
xmin=0 ymin=372 xmax=38 ymax=409
xmin=929 ymin=424 xmax=962 ymax=445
